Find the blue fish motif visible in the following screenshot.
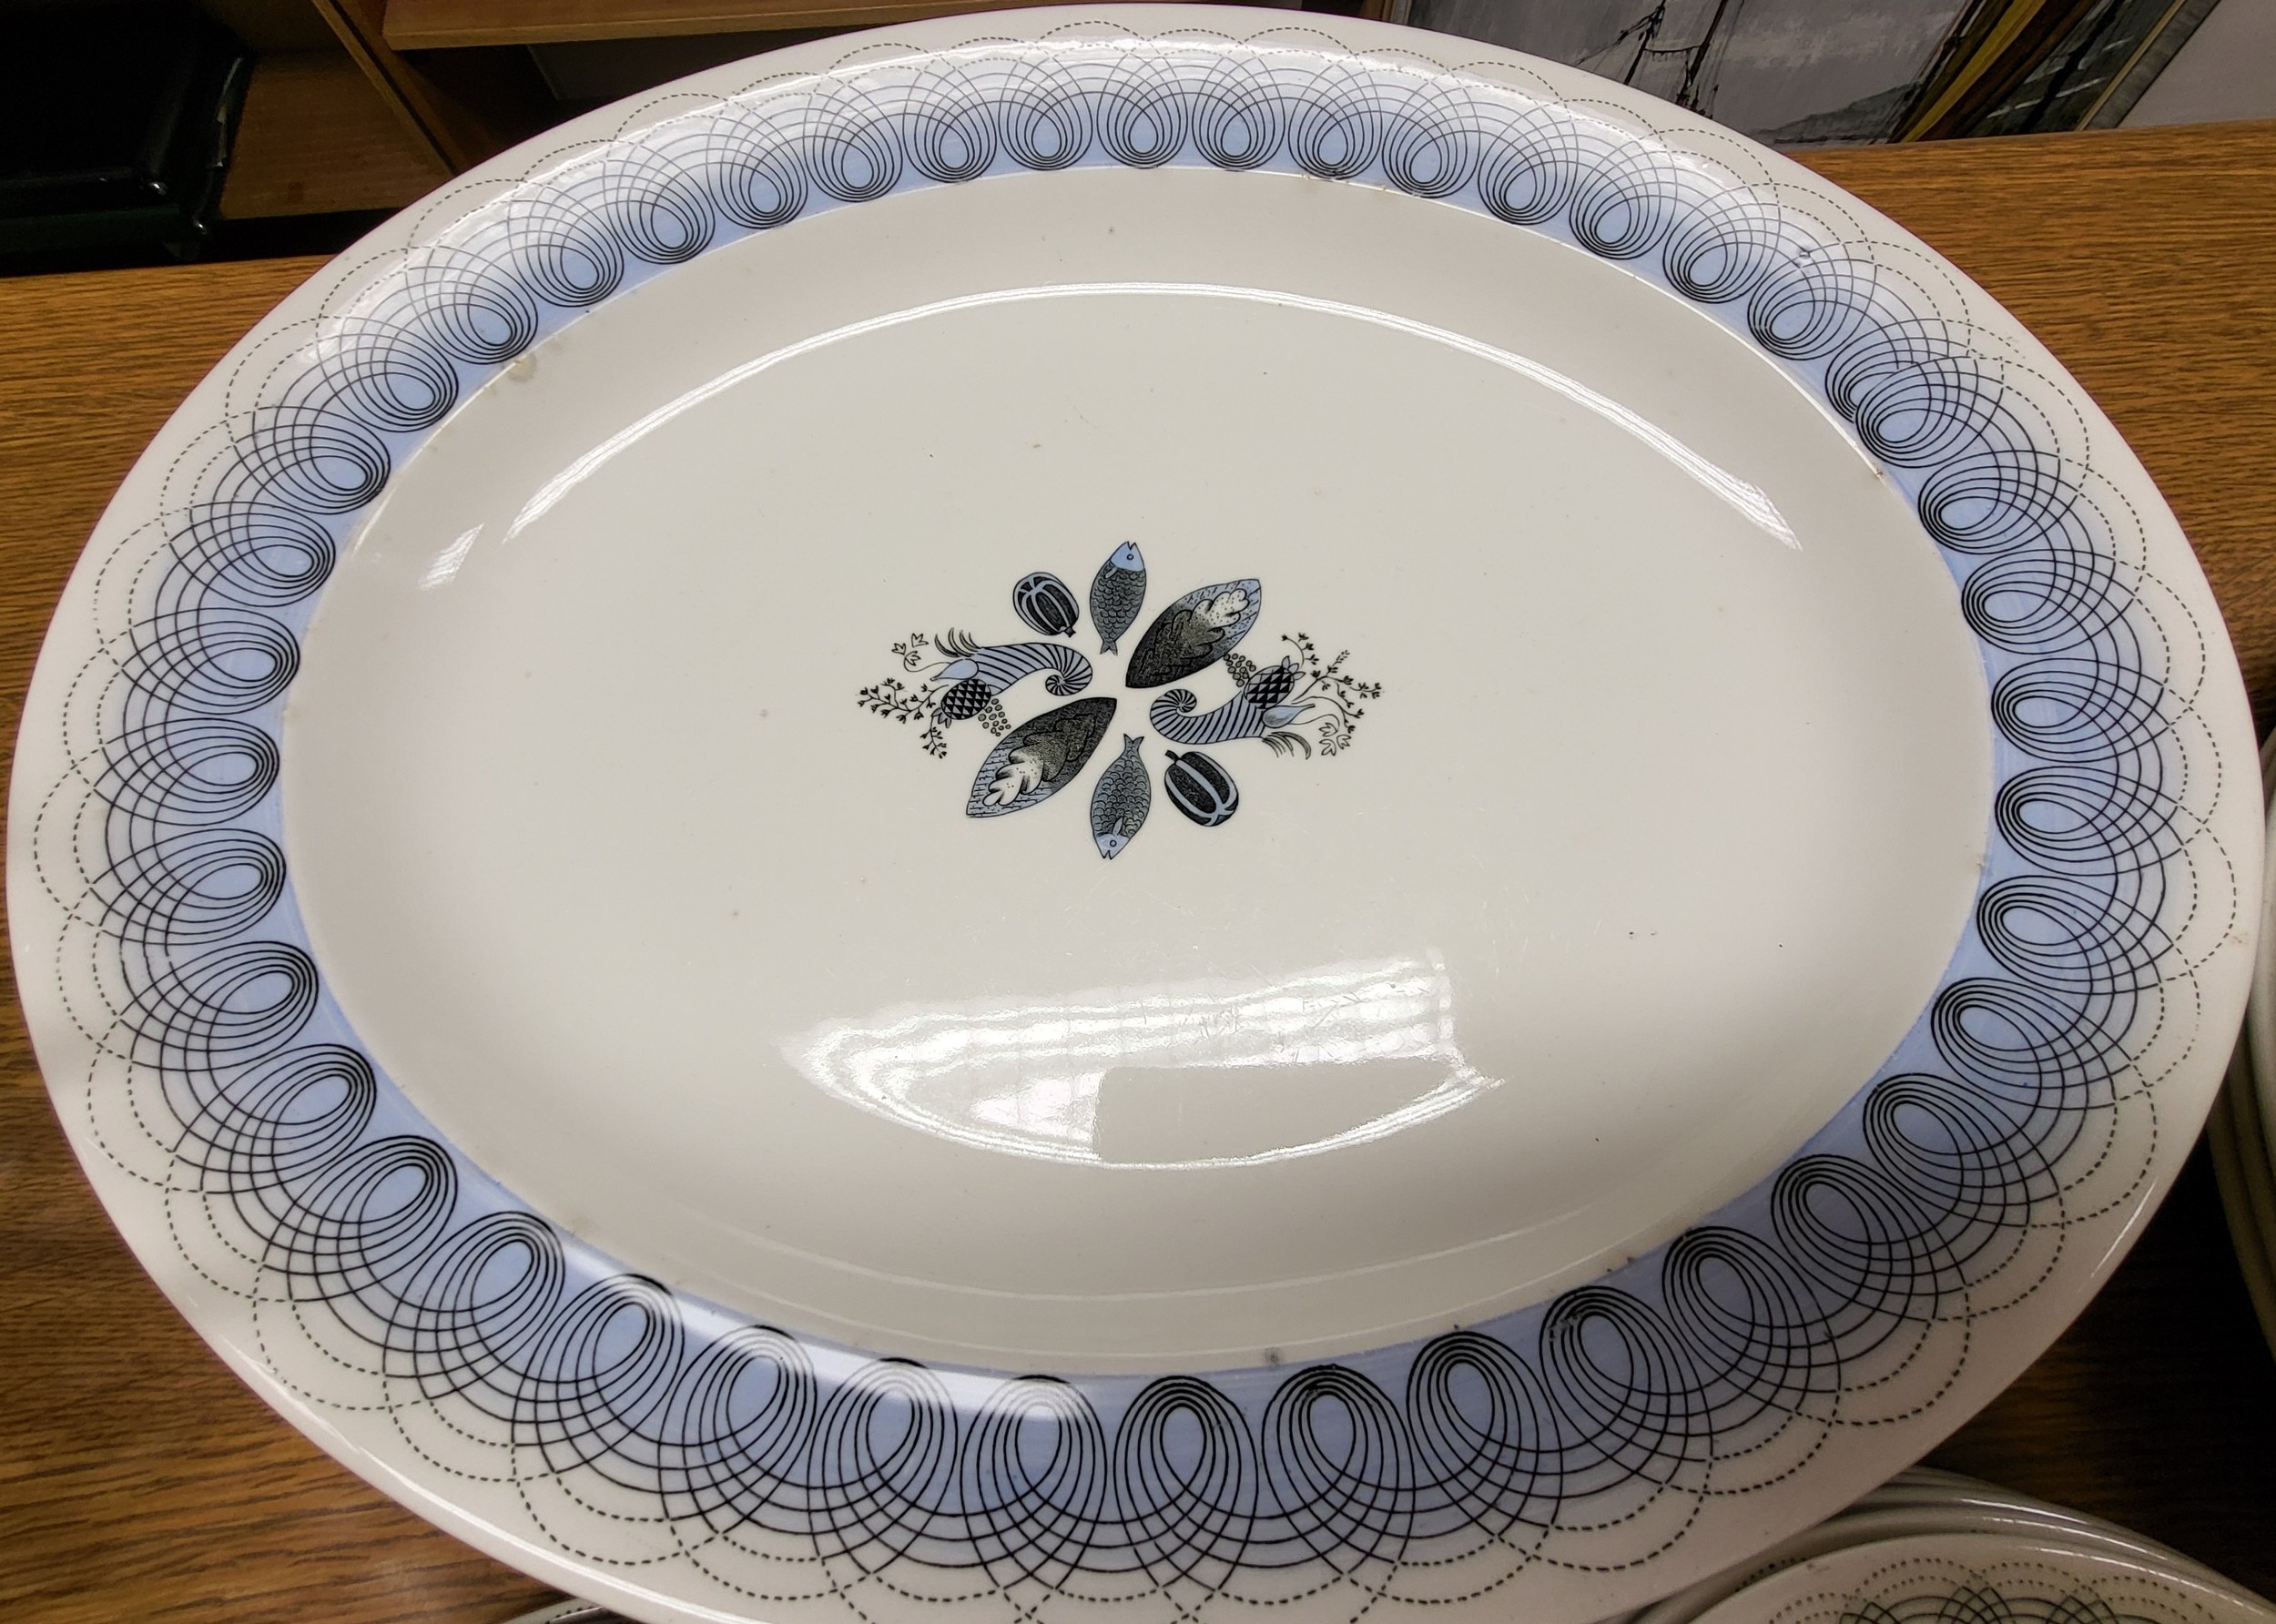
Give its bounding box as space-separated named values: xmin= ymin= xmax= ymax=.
xmin=1089 ymin=543 xmax=1146 ymax=655
xmin=1089 ymin=736 xmax=1152 ymax=859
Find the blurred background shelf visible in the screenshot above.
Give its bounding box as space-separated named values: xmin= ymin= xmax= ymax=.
xmin=381 ymin=0 xmax=1124 ymax=49
xmin=8 ymin=0 xmax=2271 ymax=272
xmin=218 ymin=49 xmax=446 ymax=217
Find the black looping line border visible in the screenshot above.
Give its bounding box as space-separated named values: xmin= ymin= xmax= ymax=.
xmin=31 ymin=29 xmax=2226 ymax=1611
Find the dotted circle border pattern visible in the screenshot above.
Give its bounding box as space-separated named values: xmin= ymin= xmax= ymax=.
xmin=16 ymin=18 xmax=2246 ymax=1624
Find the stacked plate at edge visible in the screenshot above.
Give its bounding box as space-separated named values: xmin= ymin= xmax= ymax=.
xmin=1617 ymin=1468 xmax=2274 ymax=1624
xmin=509 ymin=1470 xmax=2275 ymax=1624
xmin=2210 ymin=733 xmax=2276 ymax=1357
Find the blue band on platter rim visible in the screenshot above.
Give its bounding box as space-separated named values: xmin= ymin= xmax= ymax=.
xmin=25 ymin=22 xmax=2237 ymax=1617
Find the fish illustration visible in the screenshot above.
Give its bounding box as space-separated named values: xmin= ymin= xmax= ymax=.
xmin=1124 ymin=579 xmax=1261 ymax=688
xmin=967 ymin=696 xmax=1117 ymax=817
xmin=1013 ymin=572 xmax=1081 ymax=638
xmin=1089 ymin=736 xmax=1153 ymax=859
xmin=1162 ymin=750 xmax=1239 ymax=827
xmin=1089 ymin=543 xmax=1146 ymax=655
xmin=1149 ymin=656 xmax=1314 ymax=746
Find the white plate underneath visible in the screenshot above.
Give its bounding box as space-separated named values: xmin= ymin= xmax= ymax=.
xmin=1631 ymin=1471 xmax=2255 ymax=1624
xmin=6 ymin=8 xmax=2257 ymax=1624
xmin=1687 ymin=1535 xmax=2275 ymax=1624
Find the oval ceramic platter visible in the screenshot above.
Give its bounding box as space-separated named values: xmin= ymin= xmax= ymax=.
xmin=5 ymin=8 xmax=2258 ymax=1623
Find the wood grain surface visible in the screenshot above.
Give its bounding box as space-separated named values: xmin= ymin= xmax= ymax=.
xmin=3 ymin=118 xmax=2273 ymax=1623
xmin=220 ymin=50 xmax=452 ymax=219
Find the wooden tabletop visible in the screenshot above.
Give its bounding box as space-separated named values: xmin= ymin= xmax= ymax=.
xmin=4 ymin=119 xmax=2274 ymax=1624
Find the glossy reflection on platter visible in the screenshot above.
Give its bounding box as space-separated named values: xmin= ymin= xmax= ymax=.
xmin=286 ymin=164 xmax=1991 ymax=1369
xmin=10 ymin=11 xmax=2253 ymax=1624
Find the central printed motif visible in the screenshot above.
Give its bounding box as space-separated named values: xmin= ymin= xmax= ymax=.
xmin=859 ymin=543 xmax=1383 ymax=858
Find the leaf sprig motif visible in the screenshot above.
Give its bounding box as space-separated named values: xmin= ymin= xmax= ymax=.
xmin=1282 ymin=632 xmax=1383 ymax=758
xmin=857 ymin=675 xmax=949 ymax=757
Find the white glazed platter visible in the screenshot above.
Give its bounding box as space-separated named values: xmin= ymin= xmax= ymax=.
xmin=5 ymin=9 xmax=2258 ymax=1624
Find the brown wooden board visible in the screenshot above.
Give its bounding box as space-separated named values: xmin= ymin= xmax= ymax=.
xmin=221 ymin=50 xmax=453 ymax=218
